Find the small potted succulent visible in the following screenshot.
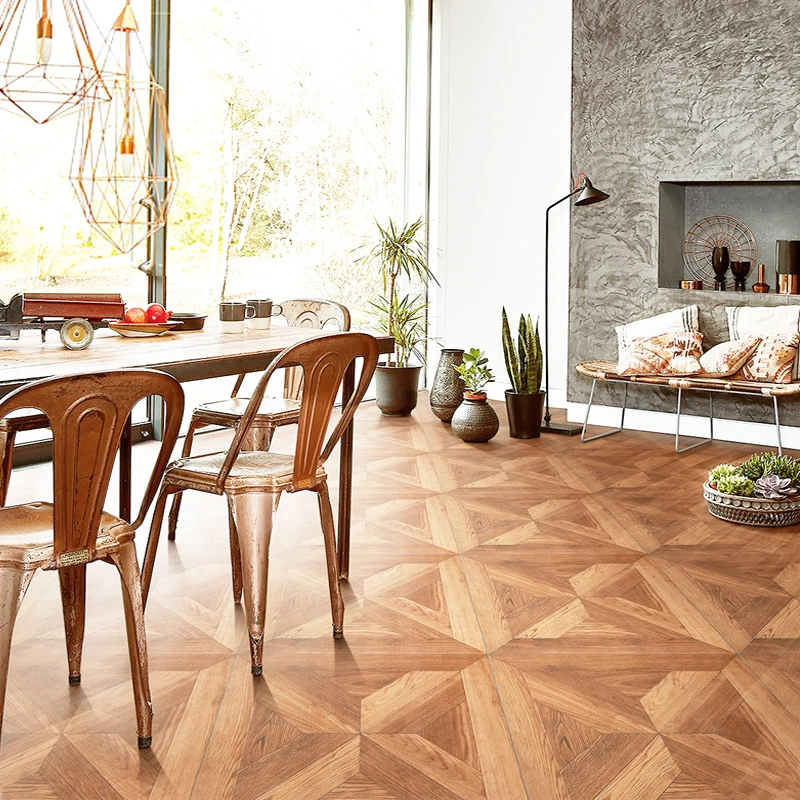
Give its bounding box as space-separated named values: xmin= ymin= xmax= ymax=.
xmin=502 ymin=307 xmax=544 ymax=438
xmin=450 ymin=348 xmax=499 ymax=443
xmin=704 ymin=453 xmax=800 ymax=527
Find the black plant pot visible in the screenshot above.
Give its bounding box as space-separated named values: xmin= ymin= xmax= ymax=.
xmin=504 ymin=390 xmax=545 ymax=439
xmin=375 ymin=364 xmax=423 ymax=416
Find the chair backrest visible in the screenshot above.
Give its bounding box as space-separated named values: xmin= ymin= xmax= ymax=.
xmin=218 ymin=332 xmax=378 ymax=491
xmin=0 ymin=370 xmax=184 ymax=563
xmin=278 ymin=299 xmax=351 ymax=401
xmin=230 ymin=298 xmax=351 ymax=400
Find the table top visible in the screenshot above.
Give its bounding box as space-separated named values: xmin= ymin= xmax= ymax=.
xmin=0 ymin=325 xmax=393 ymax=393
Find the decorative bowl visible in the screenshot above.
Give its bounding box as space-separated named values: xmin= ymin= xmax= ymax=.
xmin=108 ymin=322 xmax=180 ymax=338
xmin=170 ymin=313 xmax=207 ymax=331
xmin=703 ymin=482 xmax=800 ymax=527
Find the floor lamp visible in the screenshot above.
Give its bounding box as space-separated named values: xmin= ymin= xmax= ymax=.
xmin=542 ymin=173 xmax=610 ymax=434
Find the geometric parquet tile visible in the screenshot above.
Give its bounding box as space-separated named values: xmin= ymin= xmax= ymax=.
xmin=1 ymin=394 xmax=800 ymax=798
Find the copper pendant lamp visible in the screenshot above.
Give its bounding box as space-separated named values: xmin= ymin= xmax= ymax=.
xmin=70 ymin=0 xmax=176 ymax=254
xmin=0 ymin=0 xmax=109 ymax=124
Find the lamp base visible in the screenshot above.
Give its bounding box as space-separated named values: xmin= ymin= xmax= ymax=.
xmin=541 ymin=420 xmax=583 ymax=436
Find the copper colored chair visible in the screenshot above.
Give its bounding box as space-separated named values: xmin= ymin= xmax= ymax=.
xmin=143 ymin=332 xmax=378 ymax=675
xmin=0 ymin=370 xmax=184 ymax=748
xmin=0 ymin=411 xmax=51 ymax=505
xmin=166 ymin=298 xmax=351 ymax=540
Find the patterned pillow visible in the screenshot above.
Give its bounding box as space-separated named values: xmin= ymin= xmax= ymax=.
xmin=616 ymin=305 xmax=699 ymax=360
xmin=699 ymin=337 xmax=761 ymax=377
xmin=727 ymin=305 xmax=800 ymax=380
xmin=737 ymin=334 xmax=800 ymax=384
xmin=618 ymin=331 xmax=704 ymax=376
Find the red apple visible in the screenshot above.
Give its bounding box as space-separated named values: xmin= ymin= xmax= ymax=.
xmin=122 ymin=307 xmax=147 ymax=324
xmin=145 ymin=303 xmax=171 ymax=324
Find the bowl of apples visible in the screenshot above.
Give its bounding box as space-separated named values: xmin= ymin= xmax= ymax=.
xmin=109 ymin=303 xmax=180 ymax=337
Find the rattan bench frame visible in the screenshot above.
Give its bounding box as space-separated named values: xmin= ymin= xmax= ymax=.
xmin=575 ymin=360 xmax=800 ymax=454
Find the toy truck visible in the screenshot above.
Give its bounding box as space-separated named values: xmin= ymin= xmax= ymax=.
xmin=0 ymin=293 xmax=126 ymax=350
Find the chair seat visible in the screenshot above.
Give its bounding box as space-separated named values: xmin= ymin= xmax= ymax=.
xmin=166 ymin=451 xmax=326 ymax=492
xmin=194 ymin=396 xmax=301 ymax=427
xmin=0 ymin=502 xmax=132 ymax=570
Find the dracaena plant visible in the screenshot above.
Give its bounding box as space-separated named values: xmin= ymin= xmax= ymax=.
xmin=501 ymin=307 xmax=542 ymax=394
xmin=359 ymin=217 xmax=439 ymax=366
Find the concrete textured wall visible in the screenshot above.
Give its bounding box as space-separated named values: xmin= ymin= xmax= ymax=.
xmin=569 ymin=0 xmax=800 ymax=425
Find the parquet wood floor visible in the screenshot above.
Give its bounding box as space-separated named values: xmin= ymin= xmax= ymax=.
xmin=1 ymin=395 xmax=799 ymax=798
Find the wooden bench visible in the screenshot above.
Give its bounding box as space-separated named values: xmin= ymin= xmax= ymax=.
xmin=575 ymin=360 xmax=800 ymax=454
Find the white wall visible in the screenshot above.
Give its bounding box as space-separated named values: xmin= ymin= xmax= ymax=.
xmin=429 ymin=0 xmax=573 ymax=407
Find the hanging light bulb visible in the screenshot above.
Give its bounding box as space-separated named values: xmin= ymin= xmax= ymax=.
xmin=70 ymin=1 xmax=177 ymax=254
xmin=0 ymin=0 xmax=109 ymax=124
xmin=36 ymin=2 xmax=53 ymax=66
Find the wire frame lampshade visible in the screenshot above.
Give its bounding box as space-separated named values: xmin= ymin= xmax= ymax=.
xmin=0 ymin=0 xmax=109 ymax=124
xmin=69 ymin=1 xmax=176 ymax=254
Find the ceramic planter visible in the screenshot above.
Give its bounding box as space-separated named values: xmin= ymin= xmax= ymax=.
xmin=504 ymin=390 xmax=545 ymax=439
xmin=703 ymin=482 xmax=800 ymax=527
xmin=451 ymin=392 xmax=499 ymax=443
xmin=375 ymin=364 xmax=422 ymax=416
xmin=430 ymin=349 xmax=465 ymax=422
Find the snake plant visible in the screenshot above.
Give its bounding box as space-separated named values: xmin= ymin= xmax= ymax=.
xmin=502 ymin=307 xmax=542 ymax=394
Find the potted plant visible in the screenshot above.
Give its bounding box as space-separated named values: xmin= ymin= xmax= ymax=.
xmin=704 ymin=453 xmax=800 ymax=526
xmin=501 ymin=307 xmax=545 ymax=438
xmin=450 ymin=348 xmax=499 ymax=442
xmin=362 ymin=217 xmax=438 ymax=416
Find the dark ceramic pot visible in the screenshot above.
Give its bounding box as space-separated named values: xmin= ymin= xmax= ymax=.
xmin=429 ymin=349 xmax=465 ymax=422
xmin=451 ymin=392 xmax=499 ymax=443
xmin=504 ymin=390 xmax=545 ymax=439
xmin=375 ymin=364 xmax=423 ymax=416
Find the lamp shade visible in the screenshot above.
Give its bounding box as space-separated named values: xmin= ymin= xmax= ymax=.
xmin=574 ymin=178 xmax=610 ymax=206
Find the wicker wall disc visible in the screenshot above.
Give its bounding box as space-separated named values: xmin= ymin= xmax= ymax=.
xmin=682 ymin=215 xmax=758 ymax=283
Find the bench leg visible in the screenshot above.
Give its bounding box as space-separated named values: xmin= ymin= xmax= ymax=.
xmin=675 ymin=389 xmax=714 ymax=453
xmin=582 ymin=380 xmax=627 ymax=443
xmin=773 ymin=396 xmax=783 ymax=456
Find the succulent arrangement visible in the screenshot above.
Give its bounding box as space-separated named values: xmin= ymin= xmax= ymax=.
xmin=708 ymin=453 xmax=800 ymax=499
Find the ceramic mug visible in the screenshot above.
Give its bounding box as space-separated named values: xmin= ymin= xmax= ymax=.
xmin=247 ymin=299 xmax=283 ymax=330
xmin=219 ymin=301 xmax=255 ymax=333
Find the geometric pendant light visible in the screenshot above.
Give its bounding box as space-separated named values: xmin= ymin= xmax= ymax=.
xmin=69 ymin=1 xmax=177 ymax=254
xmin=0 ymin=0 xmax=109 ymax=124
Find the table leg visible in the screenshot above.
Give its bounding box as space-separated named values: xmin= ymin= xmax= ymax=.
xmin=120 ymin=414 xmax=132 ymax=522
xmin=337 ymin=362 xmax=355 ymax=580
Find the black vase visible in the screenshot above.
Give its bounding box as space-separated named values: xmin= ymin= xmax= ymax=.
xmin=504 ymin=390 xmax=545 ymax=439
xmin=429 ymin=349 xmax=465 ymax=422
xmin=375 ymin=365 xmax=422 ymax=416
xmin=712 ymin=246 xmax=729 ymax=291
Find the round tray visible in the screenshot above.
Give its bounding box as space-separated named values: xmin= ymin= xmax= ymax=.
xmin=683 ymin=215 xmax=758 ymax=283
xmin=170 ymin=313 xmax=207 ymax=331
xmin=108 ymin=322 xmax=179 ymax=338
xmin=703 ymin=482 xmax=800 ymax=527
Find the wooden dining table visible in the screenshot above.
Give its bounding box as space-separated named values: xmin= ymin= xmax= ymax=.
xmin=0 ymin=324 xmax=393 ymax=578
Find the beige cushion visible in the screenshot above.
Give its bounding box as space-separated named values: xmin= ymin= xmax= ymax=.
xmin=615 ymin=305 xmax=699 ymax=360
xmin=617 ymin=331 xmax=703 ymax=376
xmin=699 ymin=337 xmax=761 ymax=377
xmin=737 ymin=334 xmax=800 ymax=384
xmin=727 ymin=305 xmax=800 ymax=379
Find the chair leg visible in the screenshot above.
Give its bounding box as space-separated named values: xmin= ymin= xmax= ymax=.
xmin=315 ymin=482 xmax=344 ymax=638
xmin=142 ymin=485 xmax=180 ymax=609
xmin=167 ymin=420 xmax=200 ymax=541
xmin=228 ymin=491 xmax=275 ymax=675
xmin=109 ymin=541 xmax=153 ymax=748
xmin=0 ymin=430 xmax=16 ymax=507
xmin=227 ymin=502 xmax=243 ymax=604
xmin=59 ymin=564 xmax=86 ymax=685
xmin=0 ymin=569 xmax=34 ymax=737
xmin=241 ymin=424 xmax=275 ymax=452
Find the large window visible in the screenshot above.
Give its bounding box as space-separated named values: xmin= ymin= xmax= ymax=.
xmin=167 ymin=0 xmax=426 ymax=328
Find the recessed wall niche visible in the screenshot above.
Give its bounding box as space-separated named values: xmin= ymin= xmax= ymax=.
xmin=658 ymin=181 xmax=800 ymax=291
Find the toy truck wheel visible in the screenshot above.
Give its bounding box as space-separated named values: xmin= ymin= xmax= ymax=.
xmin=60 ymin=318 xmax=94 ymax=350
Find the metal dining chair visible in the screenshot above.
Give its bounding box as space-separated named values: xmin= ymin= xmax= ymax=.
xmin=142 ymin=332 xmax=378 ymax=676
xmin=0 ymin=369 xmax=184 ymax=748
xmin=0 ymin=411 xmax=50 ymax=505
xmin=166 ymin=298 xmax=350 ymax=540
